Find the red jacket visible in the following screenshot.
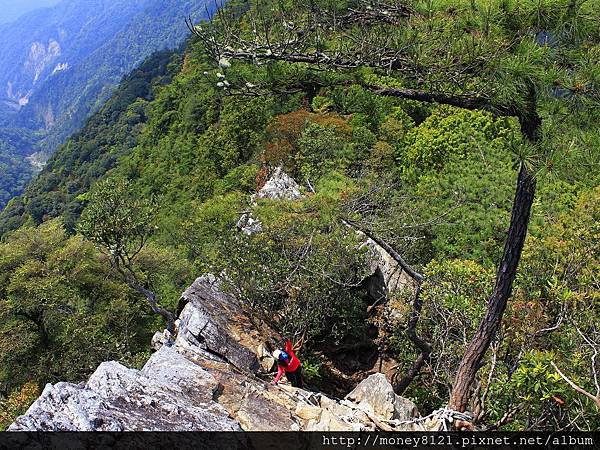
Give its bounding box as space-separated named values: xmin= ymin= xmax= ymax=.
xmin=273 ymin=339 xmax=301 ymax=383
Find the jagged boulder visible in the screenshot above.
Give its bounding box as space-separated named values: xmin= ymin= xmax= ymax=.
xmin=237 ymin=167 xmax=304 ymax=234
xmin=256 ymin=167 xmax=303 ymax=201
xmin=10 ymin=347 xmax=241 ymax=431
xmin=346 ymin=373 xmax=419 ymax=421
xmin=174 ymin=275 xmax=260 ymax=373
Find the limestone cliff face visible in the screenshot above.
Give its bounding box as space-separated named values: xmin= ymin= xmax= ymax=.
xmin=2 ymin=39 xmax=62 ymax=107
xmin=10 ymin=275 xmax=434 ymax=432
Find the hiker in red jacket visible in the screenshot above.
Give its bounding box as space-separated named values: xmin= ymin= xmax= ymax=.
xmin=272 ymin=338 xmax=303 ymax=388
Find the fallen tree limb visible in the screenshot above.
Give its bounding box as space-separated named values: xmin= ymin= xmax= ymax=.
xmin=343 ymin=219 xmax=424 ymax=283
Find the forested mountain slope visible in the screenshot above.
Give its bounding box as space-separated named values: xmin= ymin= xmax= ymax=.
xmin=0 ymin=0 xmax=598 ymax=432
xmin=0 ymin=0 xmax=214 ymax=208
xmin=0 ymin=49 xmax=181 ymax=233
xmin=0 ymin=0 xmax=149 ymax=113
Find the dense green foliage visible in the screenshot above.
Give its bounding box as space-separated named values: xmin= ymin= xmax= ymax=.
xmin=0 ymin=145 xmax=33 ymax=208
xmin=0 ymin=0 xmax=598 ymax=431
xmin=189 ymin=178 xmax=373 ymax=346
xmin=0 ymin=219 xmax=193 ymax=430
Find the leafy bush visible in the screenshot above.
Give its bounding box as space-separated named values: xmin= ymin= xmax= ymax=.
xmin=0 ymin=382 xmax=40 ymax=431
xmin=200 ymin=187 xmax=371 ymax=347
xmin=262 ymin=110 xmax=354 ymax=182
xmin=401 ymin=106 xmax=511 ymax=175
xmin=0 ymin=221 xmax=155 ymax=393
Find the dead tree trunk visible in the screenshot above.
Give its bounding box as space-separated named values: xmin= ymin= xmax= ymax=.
xmin=449 ymin=96 xmax=541 ymax=412
xmin=130 ymin=282 xmax=177 ymax=335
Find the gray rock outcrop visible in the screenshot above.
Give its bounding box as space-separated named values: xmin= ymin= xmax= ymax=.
xmin=237 ymin=167 xmax=304 ymax=234
xmin=10 ymin=348 xmax=241 ymax=431
xmin=170 ymin=275 xmax=260 ymax=373
xmin=11 ymin=276 xmax=426 ymax=432
xmin=255 ymin=167 xmax=303 ymax=201
xmin=346 ymin=373 xmax=419 ymax=421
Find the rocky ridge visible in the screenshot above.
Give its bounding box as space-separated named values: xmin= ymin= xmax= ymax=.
xmin=11 ymin=275 xmax=438 ymax=432
xmin=10 ymin=169 xmax=432 ymax=432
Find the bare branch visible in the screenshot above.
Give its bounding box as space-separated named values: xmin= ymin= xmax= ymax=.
xmin=551 ymin=361 xmax=600 ymax=409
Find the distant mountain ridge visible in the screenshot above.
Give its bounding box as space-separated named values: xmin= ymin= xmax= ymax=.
xmin=0 ymin=0 xmax=214 ymax=208
xmin=0 ymin=0 xmax=60 ymax=25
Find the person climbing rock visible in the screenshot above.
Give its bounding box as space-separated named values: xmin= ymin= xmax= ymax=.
xmin=272 ymin=338 xmax=303 ymax=388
